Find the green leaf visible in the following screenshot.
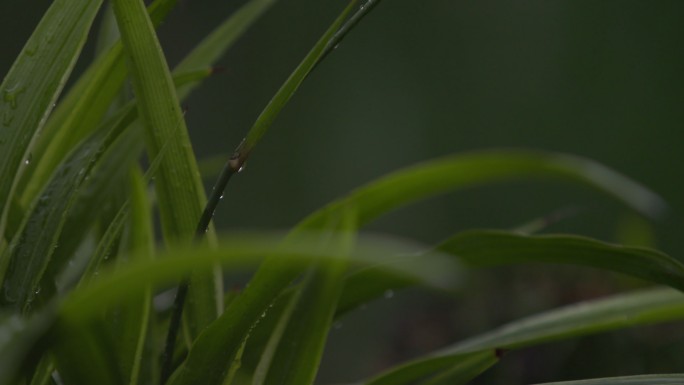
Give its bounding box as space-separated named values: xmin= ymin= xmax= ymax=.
xmin=56 ymin=232 xmax=458 ymax=322
xmin=256 ymin=209 xmax=357 ymax=385
xmin=365 ymin=351 xmax=498 ymax=385
xmin=169 ymin=1 xmax=367 ymax=384
xmin=0 ymin=0 xmax=104 ymax=236
xmin=111 ymin=0 xmax=222 ymax=337
xmin=51 ymin=316 xmax=123 ymax=385
xmin=112 ymin=166 xmax=156 ymax=385
xmin=537 ymin=374 xmax=684 ymax=385
xmin=229 ymin=0 xmax=362 ymax=170
xmin=19 ymin=0 xmax=178 ymax=212
xmin=0 ymin=105 xmax=136 ymax=314
xmin=363 ymin=288 xmax=684 ymax=384
xmin=416 ymin=351 xmax=499 ymax=385
xmin=439 ymin=230 xmax=684 ymax=291
xmin=303 ymin=150 xmax=665 ymax=231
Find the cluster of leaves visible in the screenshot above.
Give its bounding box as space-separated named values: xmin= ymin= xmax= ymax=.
xmin=1 ymin=0 xmax=682 ymax=384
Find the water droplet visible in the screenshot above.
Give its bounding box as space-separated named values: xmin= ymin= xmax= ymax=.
xmin=25 ymin=40 xmax=39 ymax=57
xmin=383 ymin=289 xmax=394 ymax=299
xmin=219 ymin=194 xmax=224 ymax=200
xmin=3 ymin=83 xmax=24 ymax=109
xmin=24 ymin=153 xmax=32 ymax=165
xmin=34 ymin=286 xmax=41 ymax=295
xmin=2 ymin=111 xmax=13 ymax=126
xmin=237 ymin=164 xmax=245 ymax=173
xmin=333 ymin=44 xmax=340 ymax=50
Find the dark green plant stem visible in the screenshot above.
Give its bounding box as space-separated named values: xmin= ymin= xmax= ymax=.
xmin=161 ymin=0 xmax=383 ymax=381
xmin=161 ymin=157 xmax=238 ymax=384
xmin=229 ymin=0 xmax=380 ymax=171
xmin=312 ymin=0 xmax=383 ymax=73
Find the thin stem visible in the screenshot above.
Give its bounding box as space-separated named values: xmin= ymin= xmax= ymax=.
xmin=159 ymin=1 xmax=385 ymax=382
xmin=312 ymin=0 xmax=383 ymax=73
xmin=160 ymin=155 xmax=238 ymax=384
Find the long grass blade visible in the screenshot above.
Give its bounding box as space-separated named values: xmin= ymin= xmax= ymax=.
xmin=302 ymin=150 xmax=665 ymax=231
xmin=536 ymin=374 xmax=684 ymax=385
xmin=0 ymin=105 xmax=136 ymax=314
xmin=0 ymin=0 xmax=104 ymax=236
xmin=363 ymin=288 xmax=684 ymax=384
xmin=111 ymin=0 xmax=222 ymax=342
xmin=440 ymin=230 xmax=684 ymax=291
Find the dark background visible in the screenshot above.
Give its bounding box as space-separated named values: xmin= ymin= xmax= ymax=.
xmin=2 ymin=0 xmax=684 ymax=383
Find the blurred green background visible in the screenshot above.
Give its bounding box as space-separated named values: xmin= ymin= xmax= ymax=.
xmin=2 ymin=0 xmax=684 ymax=383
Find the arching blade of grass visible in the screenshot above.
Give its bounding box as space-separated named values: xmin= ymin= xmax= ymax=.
xmin=303 ymin=150 xmax=665 ymax=231
xmin=303 ymin=150 xmax=667 ymax=314
xmin=415 ymin=352 xmax=499 ymax=385
xmin=362 ymin=288 xmax=684 ymax=385
xmin=439 ymin=230 xmax=684 ymax=290
xmin=364 ymin=351 xmax=499 ymax=385
xmin=537 ymin=374 xmax=684 ymax=385
xmin=0 ymin=105 xmax=138 ymax=314
xmin=0 ymin=0 xmax=104 ymax=237
xmin=339 ymin=227 xmax=684 ymax=324
xmin=111 ymin=0 xmax=222 ymax=339
xmin=55 ymin=232 xmax=458 ymax=322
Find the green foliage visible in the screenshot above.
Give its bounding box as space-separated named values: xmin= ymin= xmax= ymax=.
xmin=0 ymin=1 xmax=681 ymax=385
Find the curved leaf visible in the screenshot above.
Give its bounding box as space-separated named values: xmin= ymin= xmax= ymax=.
xmin=59 ymin=232 xmax=458 ymax=324
xmin=440 ymin=230 xmax=684 ymax=291
xmin=537 ymin=374 xmax=684 ymax=385
xmin=363 ymin=288 xmax=684 ymax=384
xmin=302 ymin=151 xmax=665 ymax=231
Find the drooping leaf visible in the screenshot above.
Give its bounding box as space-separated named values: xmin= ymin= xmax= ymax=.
xmin=536 ymin=374 xmax=684 ymax=385
xmin=363 ymin=288 xmax=684 ymax=384
xmin=439 ymin=230 xmax=684 ymax=291
xmin=303 ymin=150 xmax=665 ymax=232
xmin=365 ymin=351 xmax=499 ymax=385
xmin=538 ymin=374 xmax=684 ymax=385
